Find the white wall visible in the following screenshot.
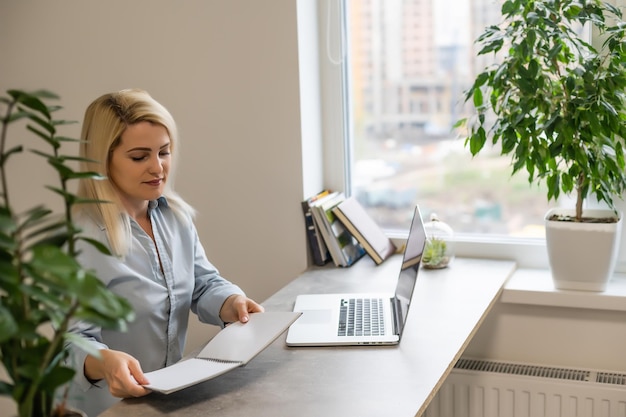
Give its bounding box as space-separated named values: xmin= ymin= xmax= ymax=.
xmin=0 ymin=1 xmax=310 ymax=352
xmin=465 ymin=302 xmax=626 ymax=373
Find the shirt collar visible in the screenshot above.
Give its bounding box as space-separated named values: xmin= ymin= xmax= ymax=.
xmin=149 ymin=196 xmax=169 ymax=210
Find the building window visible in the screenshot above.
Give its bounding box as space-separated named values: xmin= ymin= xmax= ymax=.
xmin=343 ymin=0 xmax=557 ymax=239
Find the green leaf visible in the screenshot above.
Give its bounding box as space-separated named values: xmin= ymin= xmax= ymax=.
xmin=27 ymin=89 xmax=59 ymax=100
xmin=46 ymin=160 xmax=74 ymax=179
xmin=29 ymin=149 xmax=55 ymax=160
xmin=72 ymin=197 xmax=113 ymax=206
xmin=469 ymin=127 xmax=487 ymax=155
xmin=501 ymin=0 xmax=516 ymax=16
xmin=77 ymin=236 xmax=113 ymax=256
xmin=64 ymin=333 xmax=104 ymax=358
xmin=45 ymin=185 xmax=75 ymax=202
xmin=23 ymin=220 xmax=67 ymax=244
xmin=8 ymin=90 xmax=51 ymax=118
xmin=27 ymin=232 xmax=68 ymax=251
xmin=473 ymin=87 xmax=484 ymax=108
xmin=39 ymin=364 xmax=75 ymax=392
xmin=547 ymin=174 xmax=560 ymax=200
xmin=600 ymin=100 xmax=618 ymax=116
xmin=26 ymin=113 xmax=55 ymax=136
xmin=65 ymin=171 xmax=106 ymax=180
xmin=28 ymin=246 xmax=80 ymax=281
xmin=0 ymin=145 xmax=24 ymax=165
xmin=452 ymin=118 xmax=466 ymax=129
xmin=0 ymin=305 xmax=18 ymax=343
xmin=547 ymin=42 xmax=563 ymax=61
xmin=51 ymin=119 xmax=77 ymax=127
xmin=5 ymin=109 xmax=32 ymax=124
xmin=17 ymin=206 xmax=53 ymax=232
xmin=0 ymin=381 xmax=12 ymax=396
xmin=479 ymin=39 xmax=504 ymax=55
xmin=55 ymin=135 xmax=80 ymax=143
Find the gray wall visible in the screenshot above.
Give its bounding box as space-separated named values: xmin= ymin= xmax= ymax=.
xmin=0 ymin=1 xmax=310 ymax=352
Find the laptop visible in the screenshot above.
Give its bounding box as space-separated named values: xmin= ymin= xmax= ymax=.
xmin=286 ymin=205 xmax=426 ymax=346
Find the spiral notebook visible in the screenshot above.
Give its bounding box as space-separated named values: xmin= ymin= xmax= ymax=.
xmin=143 ymin=311 xmax=301 ymax=394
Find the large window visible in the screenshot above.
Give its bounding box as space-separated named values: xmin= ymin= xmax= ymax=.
xmin=343 ymin=0 xmax=558 ymax=238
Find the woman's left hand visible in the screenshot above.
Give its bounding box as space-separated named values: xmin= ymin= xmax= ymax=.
xmin=219 ymin=294 xmax=264 ymax=324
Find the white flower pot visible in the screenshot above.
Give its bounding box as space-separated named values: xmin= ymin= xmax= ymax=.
xmin=545 ymin=208 xmax=622 ymax=291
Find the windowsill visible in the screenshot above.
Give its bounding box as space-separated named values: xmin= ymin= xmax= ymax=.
xmin=501 ymin=268 xmax=626 ymax=312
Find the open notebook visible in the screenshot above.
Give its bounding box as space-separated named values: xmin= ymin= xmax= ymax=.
xmin=144 ymin=311 xmax=301 ymax=394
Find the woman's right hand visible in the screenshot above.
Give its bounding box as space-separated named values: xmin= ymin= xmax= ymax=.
xmin=84 ymin=349 xmax=152 ymax=398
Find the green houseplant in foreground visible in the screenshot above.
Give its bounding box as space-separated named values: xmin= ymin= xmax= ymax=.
xmin=0 ymin=90 xmax=134 ymax=417
xmin=456 ymin=0 xmax=626 ymax=291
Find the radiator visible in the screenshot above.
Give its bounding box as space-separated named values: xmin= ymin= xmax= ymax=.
xmin=424 ymin=358 xmax=626 ymax=417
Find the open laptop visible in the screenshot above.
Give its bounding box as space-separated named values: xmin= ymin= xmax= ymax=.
xmin=286 ymin=205 xmax=426 ymax=346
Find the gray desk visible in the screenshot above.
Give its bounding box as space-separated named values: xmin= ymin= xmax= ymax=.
xmin=99 ymin=256 xmax=516 ymax=417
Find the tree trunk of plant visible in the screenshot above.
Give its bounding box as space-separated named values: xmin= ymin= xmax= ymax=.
xmin=576 ymin=173 xmax=584 ymax=221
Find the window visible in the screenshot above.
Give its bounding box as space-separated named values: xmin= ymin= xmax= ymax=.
xmin=316 ymin=0 xmax=626 ymax=270
xmin=344 ymin=0 xmax=559 ymax=239
xmin=315 ymin=0 xmax=561 ymax=269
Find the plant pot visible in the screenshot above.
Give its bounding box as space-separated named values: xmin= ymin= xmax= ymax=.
xmin=51 ymin=408 xmax=87 ymax=417
xmin=7 ymin=407 xmax=87 ymax=417
xmin=545 ymin=208 xmax=622 ymax=292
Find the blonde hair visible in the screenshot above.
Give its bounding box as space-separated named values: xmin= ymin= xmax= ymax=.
xmin=76 ymin=88 xmax=194 ymax=256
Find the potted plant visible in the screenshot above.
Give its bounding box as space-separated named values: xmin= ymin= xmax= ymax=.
xmin=422 ymin=213 xmax=455 ymax=269
xmin=456 ymin=0 xmax=626 ymax=291
xmin=0 ymin=89 xmax=134 ymax=417
xmin=422 ymin=237 xmax=450 ymax=269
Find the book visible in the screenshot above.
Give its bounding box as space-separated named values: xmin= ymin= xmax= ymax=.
xmin=311 ymin=192 xmax=366 ymax=267
xmin=301 ymin=190 xmax=332 ymax=266
xmin=332 ymin=196 xmax=397 ymax=265
xmin=143 ymin=311 xmax=301 ymax=394
xmin=309 ymin=191 xmax=342 ymax=265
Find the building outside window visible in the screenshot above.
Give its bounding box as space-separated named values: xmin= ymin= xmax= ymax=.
xmin=343 ymin=0 xmax=558 ymax=238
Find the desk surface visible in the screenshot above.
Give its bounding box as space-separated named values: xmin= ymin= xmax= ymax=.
xmin=100 ymin=256 xmax=516 ymax=417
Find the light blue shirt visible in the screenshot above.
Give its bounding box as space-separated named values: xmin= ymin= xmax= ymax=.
xmin=66 ymin=197 xmax=244 ymax=416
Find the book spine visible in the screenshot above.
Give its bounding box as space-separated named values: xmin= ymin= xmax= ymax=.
xmin=301 ymin=200 xmax=328 ymax=266
xmin=312 ymin=203 xmax=345 ymax=266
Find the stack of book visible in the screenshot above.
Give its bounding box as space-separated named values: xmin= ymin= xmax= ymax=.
xmin=302 ymin=191 xmax=396 ymax=267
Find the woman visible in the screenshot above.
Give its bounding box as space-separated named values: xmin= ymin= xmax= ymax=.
xmin=66 ymin=89 xmax=264 ymax=415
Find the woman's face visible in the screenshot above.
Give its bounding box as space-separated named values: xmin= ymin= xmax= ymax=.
xmin=108 ymin=121 xmax=171 ymax=215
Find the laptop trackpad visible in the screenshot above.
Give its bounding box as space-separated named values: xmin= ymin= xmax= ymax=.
xmin=298 ymin=309 xmax=332 ymax=324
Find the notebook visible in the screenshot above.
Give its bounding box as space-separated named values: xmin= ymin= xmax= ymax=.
xmin=143 ymin=311 xmax=301 ymax=394
xmin=286 ymin=205 xmax=426 ymax=346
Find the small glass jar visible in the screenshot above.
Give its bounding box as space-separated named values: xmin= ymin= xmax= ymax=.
xmin=422 ymin=213 xmax=455 ymax=269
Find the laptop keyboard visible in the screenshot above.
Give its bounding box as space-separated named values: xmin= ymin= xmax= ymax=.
xmin=337 ymin=297 xmax=385 ymax=336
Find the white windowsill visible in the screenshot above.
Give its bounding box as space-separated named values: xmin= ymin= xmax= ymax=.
xmin=501 ymin=268 xmax=626 ymax=312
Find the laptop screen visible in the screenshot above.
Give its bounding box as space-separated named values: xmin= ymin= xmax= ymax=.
xmin=393 ymin=206 xmax=426 ymax=337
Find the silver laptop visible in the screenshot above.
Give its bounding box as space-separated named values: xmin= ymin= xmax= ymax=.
xmin=286 ymin=205 xmax=426 ymax=346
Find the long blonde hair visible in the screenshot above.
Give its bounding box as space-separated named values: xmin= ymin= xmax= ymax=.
xmin=76 ymin=89 xmax=194 ymax=256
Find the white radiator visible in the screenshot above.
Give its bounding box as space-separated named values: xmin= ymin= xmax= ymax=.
xmin=424 ymin=358 xmax=626 ymax=417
